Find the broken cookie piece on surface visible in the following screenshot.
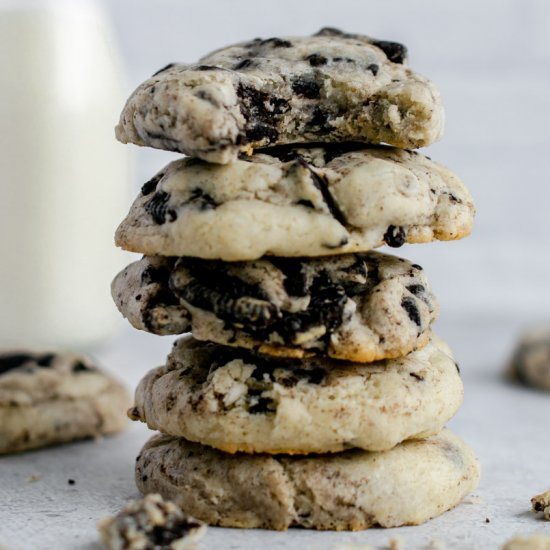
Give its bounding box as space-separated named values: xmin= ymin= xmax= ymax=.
xmin=116 ymin=29 xmax=444 ymax=163
xmin=532 ymin=488 xmax=550 ymax=520
xmin=98 ymin=493 xmax=206 ymax=550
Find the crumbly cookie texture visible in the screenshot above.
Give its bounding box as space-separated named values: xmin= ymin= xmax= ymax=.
xmin=98 ymin=493 xmax=206 ymax=550
xmin=113 ymin=251 xmax=439 ymax=363
xmin=115 ymin=145 xmax=474 ymax=261
xmin=532 ymin=488 xmax=550 ymax=520
xmin=508 ymin=328 xmax=550 ymax=391
xmin=135 ymin=429 xmax=480 ymax=530
xmin=502 ymin=534 xmax=550 ymax=550
xmin=129 ymin=335 xmax=462 ymax=454
xmin=0 ymin=351 xmax=130 ymax=454
xmin=116 ymin=28 xmax=444 ymax=164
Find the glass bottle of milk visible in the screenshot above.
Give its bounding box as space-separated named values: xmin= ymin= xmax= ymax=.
xmin=0 ymin=0 xmax=130 ymax=349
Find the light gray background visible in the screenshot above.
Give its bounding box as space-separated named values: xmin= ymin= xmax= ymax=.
xmin=2 ymin=1 xmax=550 ymax=549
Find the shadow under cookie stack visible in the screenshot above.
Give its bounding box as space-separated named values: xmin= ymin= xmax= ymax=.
xmin=112 ymin=28 xmax=480 ymax=530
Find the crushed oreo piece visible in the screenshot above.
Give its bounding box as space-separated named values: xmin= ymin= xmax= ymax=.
xmin=260 ymin=37 xmax=292 ymax=48
xmin=367 ymin=63 xmax=379 ymax=75
xmin=384 ymin=225 xmax=406 ymax=248
xmin=151 ymin=63 xmax=176 ymax=77
xmin=144 ymin=191 xmax=177 ymax=225
xmin=401 ymin=297 xmax=422 ymax=327
xmin=370 ymin=40 xmax=407 ymax=64
xmin=291 ymin=77 xmax=321 ymax=99
xmin=303 ymin=162 xmax=347 ymax=226
xmin=185 ymin=188 xmax=218 ymax=211
xmin=233 ymin=58 xmax=254 ymax=70
xmin=141 ymin=173 xmax=164 ymax=196
xmin=0 ymin=353 xmax=38 ymax=374
xmin=306 ymin=53 xmax=327 ymax=66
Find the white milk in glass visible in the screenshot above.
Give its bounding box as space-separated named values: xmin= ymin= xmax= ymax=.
xmin=0 ymin=0 xmax=130 ymax=348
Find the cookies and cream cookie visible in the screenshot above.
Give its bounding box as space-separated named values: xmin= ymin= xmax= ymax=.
xmin=129 ymin=335 xmax=462 ymax=454
xmin=115 ymin=145 xmax=474 ymax=261
xmin=135 ymin=429 xmax=480 ymax=530
xmin=116 ymin=28 xmax=444 ymax=164
xmin=0 ymin=351 xmax=130 ymax=454
xmin=508 ymin=328 xmax=550 ymax=391
xmin=98 ymin=493 xmax=206 ymax=550
xmin=113 ymin=251 xmax=438 ymax=363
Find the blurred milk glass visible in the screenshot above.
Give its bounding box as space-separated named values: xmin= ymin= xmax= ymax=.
xmin=0 ymin=0 xmax=130 ymax=348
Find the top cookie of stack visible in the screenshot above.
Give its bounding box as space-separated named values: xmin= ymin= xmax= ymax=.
xmin=115 ymin=28 xmax=473 ymax=262
xmin=116 ymin=28 xmax=444 ymax=164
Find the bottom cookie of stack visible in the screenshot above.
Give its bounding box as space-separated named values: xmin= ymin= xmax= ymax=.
xmin=135 ymin=429 xmax=480 ymax=531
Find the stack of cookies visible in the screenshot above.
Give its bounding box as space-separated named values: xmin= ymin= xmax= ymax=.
xmin=112 ymin=28 xmax=480 ymax=530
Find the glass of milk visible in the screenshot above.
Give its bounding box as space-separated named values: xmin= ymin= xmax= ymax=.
xmin=0 ymin=0 xmax=131 ymax=349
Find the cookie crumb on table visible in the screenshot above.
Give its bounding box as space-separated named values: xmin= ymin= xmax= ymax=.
xmin=502 ymin=534 xmax=550 ymax=550
xmin=26 ymin=473 xmax=41 ymax=483
xmin=98 ymin=493 xmax=206 ymax=550
xmin=532 ymin=488 xmax=550 ymax=520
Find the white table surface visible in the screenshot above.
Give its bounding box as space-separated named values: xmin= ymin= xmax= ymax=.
xmin=2 ymin=314 xmax=550 ymax=550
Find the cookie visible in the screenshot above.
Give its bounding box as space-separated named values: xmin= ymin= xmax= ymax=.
xmin=135 ymin=429 xmax=480 ymax=530
xmin=0 ymin=351 xmax=130 ymax=454
xmin=508 ymin=328 xmax=550 ymax=391
xmin=113 ymin=251 xmax=439 ymax=363
xmin=129 ymin=335 xmax=462 ymax=454
xmin=98 ymin=493 xmax=206 ymax=550
xmin=115 ymin=28 xmax=444 ymax=164
xmin=115 ymin=145 xmax=474 ymax=261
